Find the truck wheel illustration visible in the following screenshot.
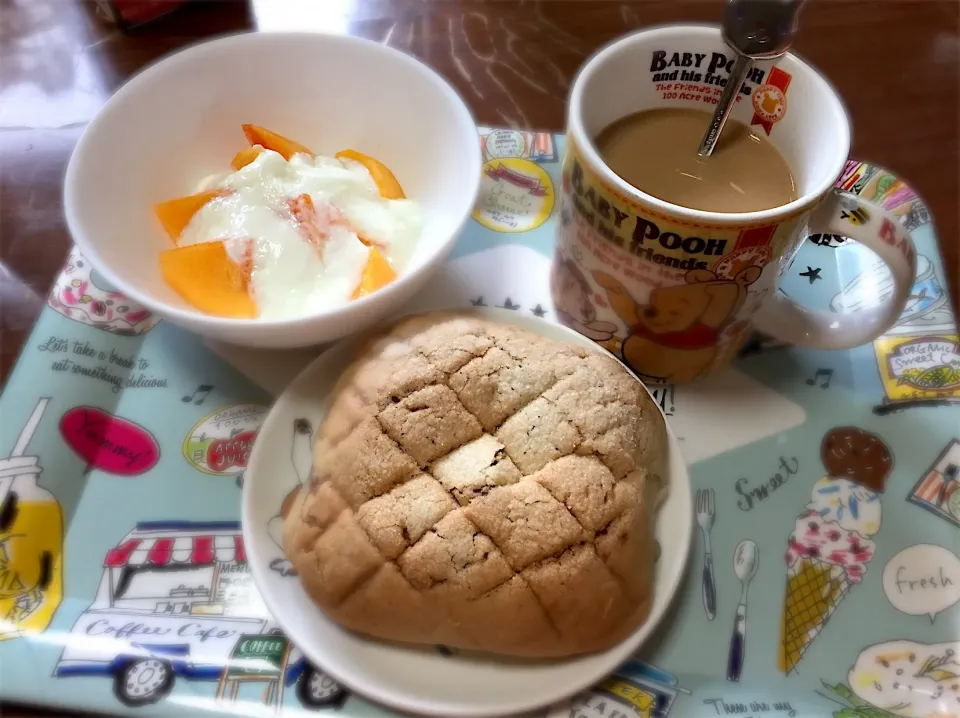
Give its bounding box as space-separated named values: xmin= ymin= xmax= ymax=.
xmin=113 ymin=658 xmax=175 ymax=707
xmin=296 ymin=666 xmax=347 ymax=709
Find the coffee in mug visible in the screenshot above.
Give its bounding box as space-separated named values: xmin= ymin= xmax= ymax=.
xmin=551 ymin=25 xmax=917 ymax=385
xmin=595 ymin=108 xmax=797 ymax=213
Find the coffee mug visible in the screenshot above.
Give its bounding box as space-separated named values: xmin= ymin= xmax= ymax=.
xmin=551 ymin=24 xmax=917 ymax=384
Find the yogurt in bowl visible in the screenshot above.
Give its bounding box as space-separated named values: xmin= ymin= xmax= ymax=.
xmin=159 ymin=126 xmax=424 ymax=320
xmin=63 ymin=31 xmax=481 ymax=348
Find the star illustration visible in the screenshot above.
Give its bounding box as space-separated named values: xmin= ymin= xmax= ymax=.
xmin=531 ymin=304 xmax=547 ymax=318
xmin=497 ymin=297 xmax=520 ymax=310
xmin=470 ymin=296 xmax=487 ymax=306
xmin=799 ymin=266 xmax=822 ymax=284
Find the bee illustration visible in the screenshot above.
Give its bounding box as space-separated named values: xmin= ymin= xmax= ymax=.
xmin=840 ymin=203 xmax=871 ymax=225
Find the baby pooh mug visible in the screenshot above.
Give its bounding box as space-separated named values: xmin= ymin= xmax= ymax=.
xmin=550 ymin=25 xmax=916 ymax=384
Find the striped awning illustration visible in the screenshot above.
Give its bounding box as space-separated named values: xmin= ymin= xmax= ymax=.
xmin=105 ymin=534 xmax=246 ymax=568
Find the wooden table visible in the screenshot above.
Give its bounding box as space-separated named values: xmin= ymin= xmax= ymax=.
xmin=0 ymin=0 xmax=956 ymax=714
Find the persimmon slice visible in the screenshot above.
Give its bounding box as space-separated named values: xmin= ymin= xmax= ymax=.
xmin=287 ymin=194 xmax=327 ymax=254
xmin=286 ymin=193 xmax=352 ymax=259
xmin=335 ymin=149 xmax=405 ymax=199
xmin=231 ymin=146 xmax=264 ymax=170
xmin=155 ymin=190 xmax=227 ymax=242
xmin=241 ymin=124 xmax=312 ymax=160
xmin=352 ymin=246 xmax=397 ymax=299
xmin=160 ymin=241 xmax=256 ymax=318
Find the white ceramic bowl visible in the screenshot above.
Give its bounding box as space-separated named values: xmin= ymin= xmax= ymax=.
xmin=64 ymin=32 xmax=481 ymax=348
xmin=243 ymin=309 xmax=693 ymax=717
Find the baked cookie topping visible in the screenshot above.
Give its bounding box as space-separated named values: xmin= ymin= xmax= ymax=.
xmin=283 ymin=313 xmax=668 ymax=657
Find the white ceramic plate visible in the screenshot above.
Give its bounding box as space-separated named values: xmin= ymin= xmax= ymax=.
xmin=242 ymin=308 xmax=693 ymax=718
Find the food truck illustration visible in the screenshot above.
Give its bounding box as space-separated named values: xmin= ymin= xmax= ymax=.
xmin=54 ymin=521 xmax=346 ymax=710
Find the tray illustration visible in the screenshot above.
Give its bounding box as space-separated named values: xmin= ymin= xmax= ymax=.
xmin=0 ymin=130 xmax=957 ymax=718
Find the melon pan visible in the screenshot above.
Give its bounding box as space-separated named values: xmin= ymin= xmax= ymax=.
xmin=283 ymin=312 xmax=667 ymax=657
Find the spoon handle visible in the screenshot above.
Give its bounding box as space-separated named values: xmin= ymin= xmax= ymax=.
xmin=702 ymin=553 xmax=716 ymax=621
xmin=697 ymin=54 xmax=753 ymax=157
xmin=726 ymin=602 xmax=747 ymax=682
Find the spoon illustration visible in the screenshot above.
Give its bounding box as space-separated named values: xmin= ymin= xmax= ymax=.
xmin=727 ymin=539 xmax=759 ymax=682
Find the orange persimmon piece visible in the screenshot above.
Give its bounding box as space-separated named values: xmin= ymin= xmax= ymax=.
xmin=159 ymin=241 xmax=256 ymax=318
xmin=155 ymin=190 xmax=226 ymax=242
xmin=231 ymin=145 xmax=264 ymax=170
xmin=286 ymin=193 xmax=328 ymax=253
xmin=352 ymin=247 xmax=397 ymax=299
xmin=335 ymin=149 xmax=405 ymax=199
xmin=241 ymin=124 xmax=312 ymax=160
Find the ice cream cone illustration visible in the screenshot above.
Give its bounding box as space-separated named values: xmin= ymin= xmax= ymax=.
xmin=0 ymin=398 xmax=64 ymax=641
xmin=779 ymin=427 xmax=892 ymax=674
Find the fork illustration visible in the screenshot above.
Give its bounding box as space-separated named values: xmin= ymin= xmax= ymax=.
xmin=696 ymin=488 xmax=717 ymax=621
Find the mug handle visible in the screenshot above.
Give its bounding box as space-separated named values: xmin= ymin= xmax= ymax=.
xmin=753 ymin=189 xmax=917 ymax=349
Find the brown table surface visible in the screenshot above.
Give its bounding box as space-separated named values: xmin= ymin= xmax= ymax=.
xmin=0 ymin=0 xmax=957 ymax=715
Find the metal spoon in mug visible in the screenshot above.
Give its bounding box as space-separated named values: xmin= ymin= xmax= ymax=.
xmin=698 ymin=0 xmax=807 ymax=157
xmin=727 ymin=539 xmax=759 ymax=682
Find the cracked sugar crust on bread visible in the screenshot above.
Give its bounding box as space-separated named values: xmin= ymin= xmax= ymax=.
xmin=283 ymin=312 xmax=668 ymax=658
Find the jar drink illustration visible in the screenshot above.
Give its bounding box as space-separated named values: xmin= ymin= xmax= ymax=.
xmin=0 ymin=398 xmax=64 ymax=641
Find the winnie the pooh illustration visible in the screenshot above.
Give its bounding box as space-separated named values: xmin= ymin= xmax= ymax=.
xmin=593 ymin=266 xmax=762 ymax=383
xmin=551 ymin=256 xmax=619 ymax=342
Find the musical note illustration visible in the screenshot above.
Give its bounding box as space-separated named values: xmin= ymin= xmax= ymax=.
xmin=181 ymin=384 xmax=214 ymax=405
xmin=805 ymin=369 xmax=833 ymax=389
